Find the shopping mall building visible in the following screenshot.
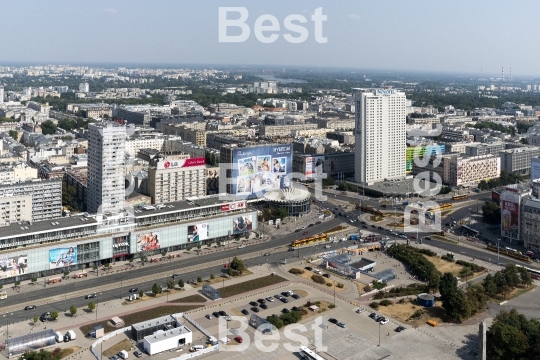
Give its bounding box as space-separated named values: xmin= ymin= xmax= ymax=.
xmin=0 ymin=194 xmax=257 ymax=285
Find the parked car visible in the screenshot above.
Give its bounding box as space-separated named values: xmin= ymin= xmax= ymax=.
xmin=380 ymin=318 xmax=389 ymax=325
xmin=308 ymin=224 xmax=314 ymax=227
xmin=257 ymin=299 xmax=266 ymax=304
xmin=205 ymin=314 xmax=213 ymax=319
xmin=282 ymin=308 xmax=290 ymax=313
xmin=241 ymin=309 xmax=249 ymax=316
xmin=295 ymin=229 xmax=300 ymax=233
xmin=322 ymin=273 xmax=330 ymax=278
xmin=260 ymin=304 xmax=268 ymax=310
xmin=315 ymin=221 xmax=321 ymax=225
xmin=24 ymin=305 xmax=36 ymax=310
xmin=337 ymin=322 xmax=346 ymax=328
xmin=212 ymin=311 xmax=220 ymax=318
xmin=265 ymin=296 xmax=274 ymax=302
xmin=218 ymin=311 xmax=227 ymax=317
xmin=85 ymin=294 xmax=96 ymax=299
xmin=234 ymin=336 xmax=243 ymax=343
xmin=134 ymin=350 xmax=143 ymax=358
xmin=264 ymin=253 xmax=270 ymax=256
xmin=395 ymin=326 xmax=405 ymax=332
xmin=251 ymin=307 xmax=259 ymax=313
xmin=303 ymin=231 xmax=309 ymax=235
xmin=304 ymin=266 xmax=313 ymax=271
xmin=292 ymin=306 xmax=300 ymax=312
xmin=356 ymin=308 xmax=365 ymax=313
xmin=129 ymin=288 xmax=138 ymax=293
xmin=281 ymin=292 xmax=290 ymax=297
xmin=171 ymin=274 xmax=180 ymax=279
xmin=328 ymin=318 xmax=338 ymax=324
xmin=274 ymin=294 xmax=282 ymax=300
xmin=249 ymin=301 xmax=258 ymax=307
xmin=369 ymin=312 xmax=377 ymax=319
xmin=280 ymin=298 xmax=289 ymax=303
xmin=291 ymin=294 xmax=300 ymax=299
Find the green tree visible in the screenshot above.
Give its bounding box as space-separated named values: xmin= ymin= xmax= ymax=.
xmin=152 ymin=283 xmax=162 ymax=295
xmin=41 ymin=120 xmax=57 ymax=135
xmin=273 ymin=206 xmax=289 ymax=220
xmin=442 ymin=290 xmax=470 ymax=322
xmin=478 ymin=179 xmax=489 ymax=191
xmin=50 ymin=311 xmax=58 ymax=321
xmin=517 ymin=266 xmax=533 ymax=288
xmin=482 ymin=274 xmax=498 ymax=297
xmin=139 ymin=289 xmax=144 ymax=298
xmin=210 ymin=274 xmax=215 ymax=280
xmin=230 ymin=257 xmax=247 ymax=274
xmin=266 ymin=314 xmax=284 ymax=329
xmin=487 ymin=309 xmax=531 ymax=360
xmin=167 ymin=279 xmax=175 ymax=290
xmin=32 ymin=315 xmax=39 ymax=324
xmin=178 ymin=279 xmax=184 ymax=288
xmin=438 ymin=272 xmax=458 ymax=301
xmin=62 ymin=180 xmax=78 ymax=212
xmin=197 ymin=276 xmax=202 ymax=283
xmin=88 ymin=301 xmax=95 ymax=312
xmin=69 ymin=305 xmax=77 ymax=316
xmin=8 ymin=130 xmax=18 ymax=141
xmin=482 ymin=201 xmax=501 ymax=225
xmin=520 ymin=138 xmax=529 ymax=145
xmin=21 ymin=349 xmax=61 ymax=360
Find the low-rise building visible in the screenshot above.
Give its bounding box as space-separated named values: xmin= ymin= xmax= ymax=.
xmin=499 ymin=147 xmax=540 ymax=175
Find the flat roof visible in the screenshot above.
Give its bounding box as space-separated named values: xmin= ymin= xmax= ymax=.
xmin=144 ymin=326 xmax=192 ymax=344
xmin=0 ymin=215 xmax=97 ymax=240
xmin=350 ymin=258 xmax=375 ymax=269
xmin=132 ymin=315 xmax=176 ymax=332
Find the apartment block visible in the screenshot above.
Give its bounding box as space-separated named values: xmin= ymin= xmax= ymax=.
xmin=449 ymin=155 xmax=501 ymax=187
xmin=259 ymin=124 xmax=318 ymax=137
xmin=0 ymin=179 xmax=62 ymax=222
xmin=465 ymin=142 xmax=505 ymax=157
xmin=499 ymin=147 xmax=540 ymax=175
xmin=522 ymin=197 xmax=540 ymax=252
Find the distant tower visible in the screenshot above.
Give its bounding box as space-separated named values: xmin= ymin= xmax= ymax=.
xmin=502 ymin=67 xmax=505 ymax=81
xmin=0 ymin=85 xmax=4 ymax=105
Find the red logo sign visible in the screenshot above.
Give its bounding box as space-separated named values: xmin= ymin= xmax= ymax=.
xmin=221 ymin=201 xmax=246 ymax=212
xmin=183 ymin=158 xmax=206 ymax=167
xmin=164 ymin=161 xmax=171 ymax=169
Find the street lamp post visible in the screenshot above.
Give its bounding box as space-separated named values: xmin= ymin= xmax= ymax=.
xmin=497 ymin=238 xmax=501 ymax=266
xmin=333 ymin=279 xmax=336 ymax=307
xmin=378 ymin=322 xmax=381 ymax=346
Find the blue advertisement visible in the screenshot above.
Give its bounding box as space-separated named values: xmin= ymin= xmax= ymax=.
xmin=49 ymin=247 xmax=77 ymax=269
xmin=232 ymin=144 xmax=292 ymax=198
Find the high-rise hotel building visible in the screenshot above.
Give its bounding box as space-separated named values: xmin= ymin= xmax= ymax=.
xmin=87 ymin=122 xmax=126 ymax=214
xmin=354 ymin=89 xmax=407 ymax=185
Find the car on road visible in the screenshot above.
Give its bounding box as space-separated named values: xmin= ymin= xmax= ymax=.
xmin=234 ymin=336 xmax=243 ymax=343
xmin=301 ymin=226 xmax=306 ymax=230
xmin=295 ymin=229 xmax=300 ymax=232
xmin=371 ymin=225 xmax=376 ymax=228
xmin=249 ymin=301 xmax=258 ymax=307
xmin=280 ymin=298 xmax=289 ymax=303
xmin=109 ymin=356 xmax=118 ymax=360
xmin=251 ymin=307 xmax=259 ymax=313
xmin=171 ymin=274 xmax=180 ymax=279
xmin=205 ymin=314 xmax=213 ymax=319
xmin=238 ymin=245 xmax=245 ymax=249
xmin=212 ymin=311 xmax=220 ymax=318
xmin=265 ymin=296 xmax=274 ymax=302
xmin=400 ymin=235 xmax=407 ymax=239
xmin=292 ymin=306 xmax=300 ymax=312
xmin=24 ymin=305 xmax=36 ymax=310
xmin=291 ymin=294 xmax=300 ymax=299
xmin=315 ymin=221 xmax=321 ymax=225
xmin=288 ymin=247 xmax=295 ymax=251
xmin=350 ymin=219 xmax=355 ymax=223
xmin=381 ymin=204 xmax=387 ymax=208
xmin=282 ymin=308 xmax=290 ymax=313
xmin=308 ymin=224 xmax=314 ymax=227
xmin=129 ymin=288 xmax=139 ymax=293
xmin=303 ymin=231 xmax=309 ymax=235
xmin=134 ymin=350 xmax=143 ymax=358
xmin=424 ymin=237 xmax=432 ymax=241
xmin=378 ymin=226 xmax=384 ymax=230
xmin=322 ymin=273 xmax=330 ymax=278
xmin=262 ymin=328 xmax=271 ymax=334
xmin=219 ymin=311 xmax=227 ymax=317
xmin=241 ymin=309 xmax=249 ymax=315
xmin=380 ymin=318 xmax=389 ymax=325
xmin=328 ymin=318 xmax=338 ymax=324
xmin=395 ymin=326 xmax=405 ymax=332
xmin=264 ymin=253 xmax=270 ymax=256
xmin=362 ymin=225 xmax=368 ymax=228
xmin=260 ymin=304 xmax=268 ymax=310
xmin=337 ymin=322 xmax=346 ymax=328
xmin=85 ymin=294 xmax=96 ymax=299
xmin=356 ymin=308 xmax=365 ymax=313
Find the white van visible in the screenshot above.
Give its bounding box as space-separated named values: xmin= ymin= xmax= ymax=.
xmin=313 ymin=269 xmax=322 ymax=275
xmin=55 ymin=331 xmax=63 ymax=343
xmin=118 ymin=350 xmax=129 ymax=359
xmin=190 ymin=345 xmax=204 ymax=352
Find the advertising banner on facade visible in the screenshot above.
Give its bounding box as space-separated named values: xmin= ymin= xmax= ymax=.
xmin=305 ymin=156 xmax=325 ymax=179
xmin=232 ymin=145 xmax=292 ymax=198
xmin=137 ymin=232 xmax=160 ymax=252
xmin=501 ymin=191 xmax=520 ymax=240
xmin=188 ymin=223 xmax=209 ymax=242
xmin=221 ymin=201 xmax=246 ymax=212
xmin=232 ymin=214 xmax=253 ymax=234
xmin=49 ymin=247 xmax=77 ymax=269
xmin=157 ymin=157 xmax=206 ymax=170
xmin=0 ymin=254 xmax=27 ymax=279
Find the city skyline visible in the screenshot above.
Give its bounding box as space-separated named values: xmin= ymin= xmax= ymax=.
xmin=1 ymin=0 xmax=540 ymax=76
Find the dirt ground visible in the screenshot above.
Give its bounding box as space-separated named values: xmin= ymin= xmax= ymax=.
xmin=292 ymin=270 xmax=348 ymax=292
xmin=103 ymin=339 xmax=133 ymax=357
xmin=60 ymin=346 xmax=81 ymax=359
xmin=426 ymin=256 xmax=465 ymax=276
xmin=377 ymin=300 xmax=446 ymax=327
xmin=292 ymin=289 xmax=309 ymax=297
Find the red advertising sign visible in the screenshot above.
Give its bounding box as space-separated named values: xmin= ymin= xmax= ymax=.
xmin=183 ymin=157 xmax=206 ymax=167
xmin=221 ymin=201 xmax=246 ymax=212
xmin=158 ymin=157 xmax=206 ymax=170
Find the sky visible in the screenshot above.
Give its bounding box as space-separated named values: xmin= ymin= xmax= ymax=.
xmin=1 ymin=0 xmax=539 ymax=76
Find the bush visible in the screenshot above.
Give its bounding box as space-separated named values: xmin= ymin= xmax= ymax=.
xmin=369 ymin=301 xmax=379 ymax=309
xmin=210 ymin=274 xmax=215 ymax=280
xmin=328 ymin=304 xmax=336 ymax=309
xmin=441 ymin=255 xmax=455 ymax=262
xmin=398 ymin=298 xmax=405 ymax=304
xmin=336 ymin=283 xmax=344 ymax=289
xmin=456 ymin=260 xmax=484 ymax=272
xmin=410 ymin=309 xmax=424 ymax=319
xmin=311 ymin=274 xmax=326 ymax=284
xmin=379 ymin=299 xmax=393 ymax=306
xmin=326 ymin=283 xmax=332 ymax=287
xmin=387 ymin=244 xmax=441 ymax=287
xmin=289 ymin=268 xmax=304 ymax=275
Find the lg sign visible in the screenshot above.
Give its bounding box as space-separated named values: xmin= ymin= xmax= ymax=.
xmin=219 ymin=7 xmax=327 ymax=44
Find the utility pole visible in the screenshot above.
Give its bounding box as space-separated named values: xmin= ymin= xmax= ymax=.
xmin=333 ymin=280 xmax=336 ymax=306
xmin=378 ymin=322 xmax=381 ymax=346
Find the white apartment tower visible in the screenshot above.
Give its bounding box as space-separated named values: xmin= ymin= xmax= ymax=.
xmin=354 ymin=89 xmax=407 ymax=185
xmin=87 ymin=122 xmax=126 ymax=214
xmin=79 ymin=82 xmax=89 ymax=93
xmin=0 ymin=85 xmax=4 ymax=105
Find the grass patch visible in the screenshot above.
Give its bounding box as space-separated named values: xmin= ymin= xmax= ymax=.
xmin=168 ymin=294 xmax=207 ymax=303
xmin=426 ymin=256 xmax=465 ymax=276
xmin=326 ymin=225 xmax=349 ymax=234
xmin=103 ymin=339 xmax=132 ymax=357
xmin=431 ymin=235 xmax=459 ymax=244
xmin=377 ymin=300 xmax=447 ymax=327
xmin=59 ymin=346 xmax=80 ymax=359
xmin=492 ymin=284 xmax=536 ymax=302
xmin=293 ymin=289 xmax=309 ymax=298
xmin=80 ymin=304 xmax=202 ymax=336
xmin=219 ymin=275 xmax=287 ymax=298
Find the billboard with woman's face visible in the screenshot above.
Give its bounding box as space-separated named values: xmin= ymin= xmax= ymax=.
xmin=49 ymin=247 xmax=77 ymax=269
xmin=188 ymin=223 xmax=209 ymax=242
xmin=137 ymin=232 xmax=160 ymax=252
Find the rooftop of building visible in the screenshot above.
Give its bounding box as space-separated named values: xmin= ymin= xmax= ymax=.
xmin=144 ymin=326 xmax=192 ymax=344
xmin=132 ymin=315 xmax=176 ymax=332
xmin=0 ymin=215 xmax=98 ymax=240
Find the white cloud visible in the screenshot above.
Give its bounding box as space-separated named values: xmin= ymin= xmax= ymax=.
xmin=103 ymin=8 xmax=118 ymax=14
xmin=348 ymin=14 xmax=361 ymax=20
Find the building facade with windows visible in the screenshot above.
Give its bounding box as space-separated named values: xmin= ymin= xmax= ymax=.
xmin=354 ymin=89 xmax=406 ymax=185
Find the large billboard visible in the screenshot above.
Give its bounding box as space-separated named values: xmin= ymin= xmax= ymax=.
xmin=188 ymin=223 xmax=209 ymax=242
xmin=232 ymin=145 xmax=292 ymax=198
xmin=501 ymin=190 xmax=520 ymax=240
xmin=49 ymin=247 xmax=77 ymax=269
xmin=0 ymin=254 xmax=27 ymax=279
xmin=137 ymin=232 xmax=160 ymax=252
xmin=233 ymin=214 xmax=253 ymax=234
xmin=305 ymin=156 xmax=325 ymax=179
xmin=156 ymin=157 xmax=206 ymax=170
